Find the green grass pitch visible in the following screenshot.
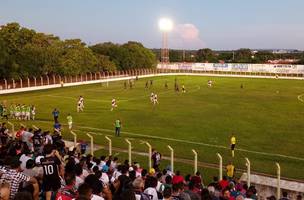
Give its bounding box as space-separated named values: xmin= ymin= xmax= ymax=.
xmin=1 ymin=75 xmax=304 ymax=181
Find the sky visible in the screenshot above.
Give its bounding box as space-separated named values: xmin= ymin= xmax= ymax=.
xmin=1 ymin=0 xmax=304 ymax=50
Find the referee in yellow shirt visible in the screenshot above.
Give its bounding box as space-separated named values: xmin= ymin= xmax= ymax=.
xmin=230 ymin=134 xmax=236 ymax=157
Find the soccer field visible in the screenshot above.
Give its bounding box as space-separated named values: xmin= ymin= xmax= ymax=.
xmin=1 ymin=75 xmax=304 ymax=181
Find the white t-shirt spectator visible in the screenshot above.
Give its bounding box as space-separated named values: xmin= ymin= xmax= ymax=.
xmin=144 ymin=187 xmax=158 ymax=200
xmin=100 ymin=172 xmax=109 ymax=185
xmin=91 ymin=194 xmax=104 ymax=200
xmin=75 ymin=175 xmax=84 ymax=189
xmin=19 ymin=154 xmax=32 ymax=170
xmin=22 ymin=131 xmax=34 ymax=144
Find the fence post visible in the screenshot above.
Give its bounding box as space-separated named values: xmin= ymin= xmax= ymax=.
xmin=245 ymin=157 xmax=251 ymax=187
xmin=80 ymin=74 xmax=83 ymax=82
xmin=216 ymin=153 xmax=223 ymax=180
xmin=64 ymin=76 xmax=67 ymax=84
xmin=144 ymin=142 xmax=152 ymax=169
xmin=4 ymin=79 xmax=7 ymax=89
xmin=12 ymin=79 xmax=15 ymax=88
xmin=167 ymin=145 xmax=174 ymax=173
xmin=75 ymin=75 xmax=78 ymax=83
xmin=70 ymin=131 xmax=77 ymax=148
xmin=19 ymin=77 xmax=23 ymax=88
xmin=32 ymin=125 xmax=39 ymax=130
xmin=94 ymin=73 xmax=97 ymax=80
xmin=85 ymin=74 xmax=88 ymax=82
xmin=27 ymin=77 xmax=30 ymax=87
xmin=34 ymin=77 xmax=37 ymax=87
xmin=46 ymin=75 xmax=50 ymax=85
xmin=125 ymin=139 xmax=132 ymax=164
xmin=105 ymin=136 xmax=112 ymax=156
xmin=276 ymin=162 xmax=281 ymax=199
xmin=90 ymin=72 xmax=93 ymax=80
xmin=7 ymin=121 xmax=15 ymax=140
xmin=40 ymin=76 xmax=43 ymax=86
xmin=86 ymin=133 xmax=94 ymax=155
xmin=192 ymin=149 xmax=198 ymax=174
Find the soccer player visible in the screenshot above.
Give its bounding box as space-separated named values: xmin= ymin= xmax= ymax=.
xmin=145 ymin=81 xmax=149 ymax=89
xmin=77 ymin=96 xmax=84 ymax=112
xmin=208 ymin=80 xmax=213 ymax=87
xmin=67 ymin=113 xmax=73 ymax=130
xmin=15 ymin=104 xmax=21 ymax=120
xmin=111 ymin=98 xmax=117 ymax=111
xmin=25 ymin=105 xmax=31 ymax=120
xmin=153 ymin=94 xmax=159 ymax=105
xmin=230 ymin=134 xmax=236 ymax=157
xmin=165 ymin=81 xmax=168 ymax=89
xmin=31 ymin=105 xmax=36 ymax=120
xmin=40 ymin=144 xmax=63 ymax=200
xmin=182 ymin=85 xmax=186 ymax=93
xmin=150 ymin=92 xmax=155 ymax=103
xmin=21 ymin=104 xmax=26 ymax=120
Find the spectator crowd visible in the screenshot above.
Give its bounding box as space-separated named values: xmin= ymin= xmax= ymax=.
xmin=0 ymin=123 xmax=302 ymax=200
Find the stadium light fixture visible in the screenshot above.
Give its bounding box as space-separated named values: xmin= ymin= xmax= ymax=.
xmin=158 ymin=18 xmax=173 ymax=32
xmin=159 ymin=18 xmax=173 ymax=64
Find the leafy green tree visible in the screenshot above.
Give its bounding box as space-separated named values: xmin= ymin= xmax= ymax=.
xmin=196 ymin=48 xmax=217 ymax=62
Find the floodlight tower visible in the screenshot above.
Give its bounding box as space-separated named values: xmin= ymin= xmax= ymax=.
xmin=159 ymin=18 xmax=173 ymax=63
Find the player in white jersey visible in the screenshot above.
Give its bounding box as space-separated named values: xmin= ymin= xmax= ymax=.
xmin=77 ymin=96 xmax=84 ymax=112
xmin=31 ymin=105 xmax=36 ymax=120
xmin=150 ymin=92 xmax=155 ymax=103
xmin=111 ymin=98 xmax=117 ymax=111
xmin=208 ymin=80 xmax=213 ymax=87
xmin=153 ymin=94 xmax=159 ymax=105
xmin=182 ymin=85 xmax=186 ymax=93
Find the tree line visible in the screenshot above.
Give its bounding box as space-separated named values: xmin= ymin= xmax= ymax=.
xmin=152 ymin=48 xmax=304 ymax=64
xmin=0 ymin=23 xmax=157 ymax=79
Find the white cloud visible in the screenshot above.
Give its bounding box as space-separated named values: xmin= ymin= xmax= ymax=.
xmin=169 ymin=23 xmax=205 ymax=49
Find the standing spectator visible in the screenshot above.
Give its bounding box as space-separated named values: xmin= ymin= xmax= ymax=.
xmin=54 ymin=121 xmax=62 ymax=134
xmin=172 ymin=171 xmax=185 ymax=185
xmin=219 ymin=176 xmax=229 ymax=190
xmin=114 ymin=119 xmax=121 ymax=137
xmin=52 ymin=108 xmax=59 ymax=122
xmin=279 ymin=191 xmax=290 ymax=200
xmin=144 ymin=176 xmax=159 ymax=200
xmin=80 ymin=140 xmax=88 ymax=155
xmin=151 ymin=149 xmax=161 ymax=171
xmin=0 ymin=122 xmax=8 ymax=145
xmin=40 ymin=144 xmax=63 ymax=200
xmin=22 ymin=128 xmax=34 ymax=151
xmin=226 ymin=162 xmax=235 ymax=179
xmin=0 ymin=157 xmax=38 ymax=200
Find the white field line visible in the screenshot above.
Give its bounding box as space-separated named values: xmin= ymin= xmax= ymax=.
xmin=297 ymin=94 xmax=304 ymax=102
xmin=35 ymin=120 xmax=304 ymax=162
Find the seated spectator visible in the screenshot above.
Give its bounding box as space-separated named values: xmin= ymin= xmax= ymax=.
xmin=0 ymin=182 xmax=10 ymax=200
xmin=78 ymin=183 xmax=93 ymax=200
xmin=55 ymin=171 xmax=78 ymax=200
